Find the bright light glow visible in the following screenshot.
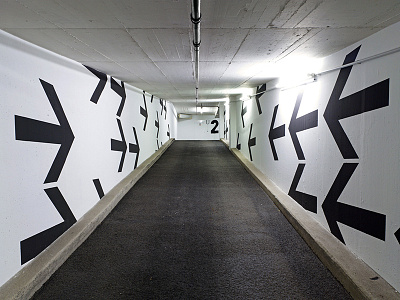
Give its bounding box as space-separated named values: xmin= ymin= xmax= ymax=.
xmin=276 ymin=74 xmax=316 ymax=90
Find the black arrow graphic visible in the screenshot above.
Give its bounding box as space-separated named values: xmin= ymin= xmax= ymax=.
xmin=111 ymin=118 xmax=127 ymax=172
xmin=160 ymin=99 xmax=165 ymax=116
xmin=167 ymin=124 xmax=170 ymax=138
xmin=20 ymin=187 xmax=77 ymax=264
xmin=289 ymin=90 xmax=318 ymax=160
xmin=288 ymin=164 xmax=317 ymax=213
xmin=155 ymin=111 xmax=160 ymax=138
xmin=323 ymin=46 xmax=390 ymax=159
xmin=15 ymin=79 xmax=75 ymax=184
xmin=155 ymin=111 xmax=160 ymax=149
xmin=268 ymin=104 xmax=285 ymax=161
xmin=93 ymin=178 xmax=105 ymax=199
xmin=248 ymin=123 xmax=256 ymax=161
xmin=129 ymin=127 xmax=140 ymax=169
xmin=322 ymin=163 xmax=386 ymax=244
xmin=237 ymin=133 xmax=241 ymax=150
xmin=241 ymin=102 xmax=247 ymax=128
xmin=140 ymin=92 xmax=148 ymax=131
xmin=84 ymin=65 xmax=107 ymax=104
xmin=110 ymin=77 xmax=126 ymax=117
xmin=395 ymin=228 xmax=400 ymax=244
xmin=255 ymin=83 xmax=266 ymax=115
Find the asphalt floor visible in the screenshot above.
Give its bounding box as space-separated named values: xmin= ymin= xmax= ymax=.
xmin=32 ymin=140 xmax=352 ymax=299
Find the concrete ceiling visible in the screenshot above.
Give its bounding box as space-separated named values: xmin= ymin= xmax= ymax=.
xmin=2 ymin=0 xmax=400 ymax=113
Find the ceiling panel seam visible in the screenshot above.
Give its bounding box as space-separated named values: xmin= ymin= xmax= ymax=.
xmin=290 ymin=0 xmax=324 ymax=28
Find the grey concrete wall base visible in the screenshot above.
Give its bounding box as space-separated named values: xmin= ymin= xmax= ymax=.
xmin=229 ymin=147 xmax=399 ymax=300
xmin=0 ymin=139 xmax=175 ymax=300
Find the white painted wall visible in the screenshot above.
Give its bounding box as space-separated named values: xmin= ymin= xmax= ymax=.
xmin=0 ymin=31 xmax=176 ymax=287
xmin=230 ymin=22 xmax=400 ymax=291
xmin=177 ymin=115 xmax=221 ymax=140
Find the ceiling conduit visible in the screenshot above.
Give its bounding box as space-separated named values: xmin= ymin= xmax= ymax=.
xmin=191 ymin=0 xmax=201 ymax=102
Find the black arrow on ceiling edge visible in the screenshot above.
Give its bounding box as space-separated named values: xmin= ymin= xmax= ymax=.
xmin=255 ymin=83 xmax=266 ymax=115
xmin=20 ymin=187 xmax=76 ymax=264
xmin=140 ymin=92 xmax=148 ymax=131
xmin=288 ymin=164 xmax=317 ymax=213
xmin=323 ymin=45 xmax=389 ymax=159
xmin=248 ymin=123 xmax=256 ymax=161
xmin=111 ymin=118 xmax=127 ymax=172
xmin=129 ymin=127 xmax=140 ymax=169
xmin=322 ymin=163 xmax=386 ymax=244
xmin=15 ymin=79 xmax=75 ymax=184
xmin=268 ymin=104 xmax=285 ymax=160
xmin=84 ymin=65 xmax=107 ymax=104
xmin=289 ymin=90 xmax=318 ymax=160
xmin=110 ymin=77 xmax=126 ymax=117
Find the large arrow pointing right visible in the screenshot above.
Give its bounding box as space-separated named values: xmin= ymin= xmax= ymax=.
xmin=15 ymin=79 xmax=75 ymax=184
xmin=322 ymin=163 xmax=386 ymax=244
xmin=323 ymin=46 xmax=390 ymax=159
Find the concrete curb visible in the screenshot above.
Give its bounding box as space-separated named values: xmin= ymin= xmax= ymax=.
xmin=227 ymin=145 xmax=398 ymax=299
xmin=0 ymin=139 xmax=175 ymax=300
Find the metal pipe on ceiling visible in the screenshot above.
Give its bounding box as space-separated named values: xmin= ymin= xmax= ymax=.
xmin=191 ymin=0 xmax=201 ymax=91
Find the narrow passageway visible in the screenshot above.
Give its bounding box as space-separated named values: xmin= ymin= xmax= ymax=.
xmin=32 ymin=141 xmax=351 ymax=299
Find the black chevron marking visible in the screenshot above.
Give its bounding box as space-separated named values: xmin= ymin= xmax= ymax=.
xmin=20 ymin=187 xmax=76 ymax=264
xmin=110 ymin=77 xmax=126 ymax=117
xmin=84 ymin=65 xmax=107 ymax=104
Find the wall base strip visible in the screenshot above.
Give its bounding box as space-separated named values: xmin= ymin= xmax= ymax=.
xmin=228 ymin=146 xmax=399 ymax=300
xmin=0 ymin=139 xmax=175 ymax=300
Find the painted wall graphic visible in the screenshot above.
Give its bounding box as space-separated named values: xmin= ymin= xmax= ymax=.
xmin=231 ymin=22 xmax=400 ymax=291
xmin=0 ymin=30 xmax=176 ymax=287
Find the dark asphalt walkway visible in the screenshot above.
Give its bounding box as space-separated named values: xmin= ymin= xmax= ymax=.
xmin=32 ymin=141 xmax=352 ymax=299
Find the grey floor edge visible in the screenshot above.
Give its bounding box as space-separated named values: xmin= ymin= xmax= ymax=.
xmin=0 ymin=139 xmax=175 ymax=300
xmin=225 ymin=141 xmax=399 ymax=299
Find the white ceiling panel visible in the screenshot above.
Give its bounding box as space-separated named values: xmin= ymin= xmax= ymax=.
xmin=200 ymin=29 xmax=249 ymax=62
xmin=129 ymin=29 xmax=192 ymax=62
xmin=66 ymin=29 xmax=150 ymax=62
xmin=288 ymin=27 xmax=385 ymax=58
xmin=5 ymin=28 xmax=108 ymax=62
xmin=232 ymin=28 xmax=309 ymax=62
xmin=155 ymin=61 xmax=195 ymax=85
xmin=298 ymin=0 xmax=400 ymax=28
xmin=198 ymin=62 xmax=230 ymax=85
xmin=17 ymin=0 xmax=124 ymax=29
xmin=113 ymin=0 xmax=190 ymax=29
xmin=121 ymin=61 xmax=168 ymax=83
xmin=0 ymin=0 xmax=56 ymax=29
